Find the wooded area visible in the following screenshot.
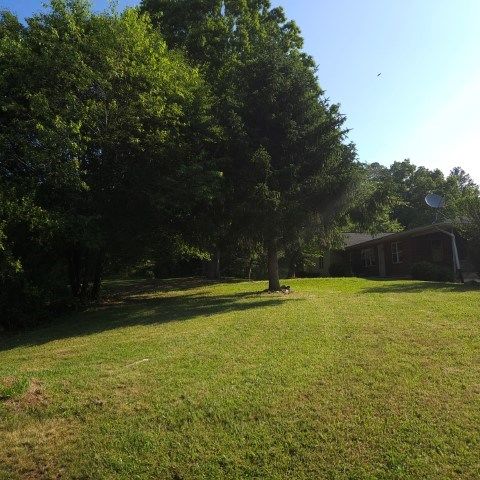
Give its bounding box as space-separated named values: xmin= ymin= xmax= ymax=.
xmin=1 ymin=0 xmax=479 ymax=329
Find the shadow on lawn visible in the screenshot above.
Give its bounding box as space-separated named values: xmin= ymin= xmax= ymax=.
xmin=102 ymin=276 xmax=245 ymax=299
xmin=362 ymin=280 xmax=479 ymax=294
xmin=0 ymin=278 xmax=291 ymax=351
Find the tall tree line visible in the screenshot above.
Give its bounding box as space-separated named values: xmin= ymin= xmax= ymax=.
xmin=362 ymin=160 xmax=479 ymax=229
xmin=1 ymin=1 xmax=478 ymax=329
xmin=0 ymin=0 xmax=361 ymax=328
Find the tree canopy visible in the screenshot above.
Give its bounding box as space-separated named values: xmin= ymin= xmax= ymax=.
xmin=0 ymin=1 xmax=216 ymax=326
xmin=361 ymin=160 xmax=479 ymax=230
xmin=141 ymin=0 xmax=359 ymax=289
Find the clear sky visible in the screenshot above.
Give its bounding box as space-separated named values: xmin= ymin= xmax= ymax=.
xmin=2 ymin=0 xmax=479 ymax=183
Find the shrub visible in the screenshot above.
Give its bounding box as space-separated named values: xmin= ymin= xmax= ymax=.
xmin=411 ymin=261 xmax=454 ymax=282
xmin=0 ymin=278 xmax=45 ymax=331
xmin=329 ymin=262 xmax=351 ymax=277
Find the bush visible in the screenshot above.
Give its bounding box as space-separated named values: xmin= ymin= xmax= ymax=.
xmin=467 ymin=240 xmax=480 ymax=275
xmin=0 ymin=253 xmax=72 ymax=331
xmin=0 ymin=278 xmax=45 ymax=331
xmin=411 ymin=261 xmax=454 ymax=282
xmin=329 ymin=262 xmax=351 ymax=277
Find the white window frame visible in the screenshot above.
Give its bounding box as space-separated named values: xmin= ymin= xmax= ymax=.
xmin=391 ymin=242 xmax=403 ymax=264
xmin=361 ymin=248 xmax=376 ymax=267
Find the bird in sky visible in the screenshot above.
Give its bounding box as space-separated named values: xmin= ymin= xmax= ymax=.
xmin=377 ymin=73 xmax=382 ymax=77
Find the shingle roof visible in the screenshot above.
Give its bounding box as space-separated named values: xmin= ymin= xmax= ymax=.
xmin=342 ymin=222 xmax=454 ymax=250
xmin=343 ymin=232 xmax=393 ymax=248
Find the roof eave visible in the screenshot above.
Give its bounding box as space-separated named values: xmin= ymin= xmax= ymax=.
xmin=343 ymin=222 xmax=454 ymax=250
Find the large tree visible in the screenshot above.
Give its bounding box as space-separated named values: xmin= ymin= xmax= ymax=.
xmin=232 ymin=40 xmax=357 ymax=290
xmin=142 ymin=0 xmax=359 ymax=289
xmin=141 ymin=0 xmax=308 ymax=279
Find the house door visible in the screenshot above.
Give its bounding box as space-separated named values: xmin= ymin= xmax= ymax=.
xmin=378 ymin=244 xmax=386 ymax=277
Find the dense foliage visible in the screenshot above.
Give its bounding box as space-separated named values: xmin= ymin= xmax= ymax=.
xmin=0 ymin=1 xmax=217 ymax=327
xmin=411 ymin=261 xmax=454 ymax=283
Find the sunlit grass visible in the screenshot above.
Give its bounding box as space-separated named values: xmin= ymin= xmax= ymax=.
xmin=1 ymin=277 xmax=479 ymax=479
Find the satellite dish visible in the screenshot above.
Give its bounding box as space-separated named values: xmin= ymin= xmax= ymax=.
xmin=425 ymin=193 xmax=445 ymax=209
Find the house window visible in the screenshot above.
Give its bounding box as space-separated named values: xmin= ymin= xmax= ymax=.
xmin=391 ymin=242 xmax=403 ymax=264
xmin=361 ymin=248 xmax=376 ymax=267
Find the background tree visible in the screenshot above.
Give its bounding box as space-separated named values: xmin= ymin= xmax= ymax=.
xmin=455 ymin=195 xmax=480 ymax=273
xmin=447 ymin=169 xmax=480 ymax=274
xmin=347 ymin=162 xmax=403 ymax=234
xmin=361 ymin=160 xmax=479 ymax=230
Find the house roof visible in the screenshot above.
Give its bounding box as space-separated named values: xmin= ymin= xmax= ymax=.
xmin=343 ymin=222 xmax=454 ymax=250
xmin=343 ymin=232 xmax=393 ymax=248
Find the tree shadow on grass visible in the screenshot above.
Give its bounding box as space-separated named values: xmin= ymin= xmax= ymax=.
xmin=103 ymin=276 xmax=245 ymax=299
xmin=0 ymin=278 xmax=295 ymax=352
xmin=362 ymin=279 xmax=480 ymax=294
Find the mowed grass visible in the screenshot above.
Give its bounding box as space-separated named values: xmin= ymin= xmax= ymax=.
xmin=0 ymin=278 xmax=479 ymax=479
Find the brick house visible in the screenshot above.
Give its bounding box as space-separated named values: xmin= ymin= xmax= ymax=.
xmin=318 ymin=222 xmax=474 ymax=281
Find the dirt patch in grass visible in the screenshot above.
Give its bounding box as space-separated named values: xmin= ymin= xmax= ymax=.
xmin=2 ymin=378 xmax=49 ymax=411
xmin=0 ymin=376 xmax=28 ymax=400
xmin=54 ymin=348 xmax=77 ymax=359
xmin=1 ymin=418 xmax=79 ymax=480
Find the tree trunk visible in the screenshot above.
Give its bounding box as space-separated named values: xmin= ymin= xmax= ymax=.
xmin=247 ymin=257 xmax=254 ymax=280
xmin=79 ymin=278 xmax=89 ymax=301
xmin=90 ymin=252 xmax=103 ymax=301
xmin=287 ymin=260 xmax=297 ymax=279
xmin=267 ymin=240 xmax=280 ymax=291
xmin=67 ymin=249 xmax=82 ymax=297
xmin=206 ymin=247 xmax=221 ymax=280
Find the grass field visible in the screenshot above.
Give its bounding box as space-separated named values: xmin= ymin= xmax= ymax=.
xmin=1 ymin=277 xmax=479 ymax=479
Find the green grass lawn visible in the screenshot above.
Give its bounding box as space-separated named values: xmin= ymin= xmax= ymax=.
xmin=1 ymin=278 xmax=479 ymax=479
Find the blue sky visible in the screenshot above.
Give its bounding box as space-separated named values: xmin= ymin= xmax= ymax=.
xmin=2 ymin=0 xmax=479 ymax=183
